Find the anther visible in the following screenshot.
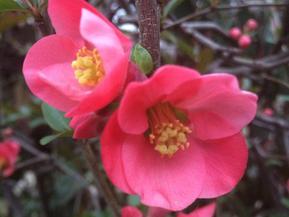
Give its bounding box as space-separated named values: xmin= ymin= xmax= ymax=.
xmin=71 ymin=47 xmax=105 ymax=86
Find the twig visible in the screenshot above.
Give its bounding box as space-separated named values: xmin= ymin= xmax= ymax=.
xmin=1 ymin=180 xmax=24 ymax=217
xmin=164 ymin=2 xmax=289 ymax=29
xmin=181 ymin=24 xmax=289 ymax=70
xmin=23 ymin=0 xmax=51 ymax=36
xmin=251 ymin=144 xmax=282 ymax=207
xmin=181 ymin=21 xmax=230 ymax=38
xmin=182 ymin=27 xmax=241 ymax=54
xmin=81 ymin=141 xmax=120 ymax=217
xmin=135 ymin=0 xmax=161 ymax=68
xmin=53 ymin=157 xmax=88 ymax=186
xmin=255 ymin=114 xmax=289 ymax=130
xmin=164 ymin=7 xmax=211 ymax=29
xmin=15 ymin=156 xmax=49 ymax=170
xmin=232 ymin=53 xmax=289 ymax=70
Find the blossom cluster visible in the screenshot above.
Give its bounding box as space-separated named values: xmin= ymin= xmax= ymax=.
xmin=23 ymin=0 xmax=257 ymax=213
xmin=229 ymin=18 xmax=259 ymax=49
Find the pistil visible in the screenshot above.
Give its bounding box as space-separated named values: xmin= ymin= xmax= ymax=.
xmin=71 ymin=47 xmax=105 ymax=86
xmin=148 ymin=103 xmax=191 ymax=157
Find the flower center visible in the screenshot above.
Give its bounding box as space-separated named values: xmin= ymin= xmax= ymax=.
xmin=71 ymin=47 xmax=105 ymax=86
xmin=147 ymin=102 xmax=192 ymax=157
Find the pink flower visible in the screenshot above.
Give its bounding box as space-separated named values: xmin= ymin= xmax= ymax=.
xmin=246 ymin=19 xmax=258 ymax=31
xmin=23 ymin=0 xmax=131 ymax=119
xmin=229 ymin=27 xmax=242 ymax=40
xmin=70 ymin=111 xmax=111 ymax=138
xmin=0 ymin=139 xmax=20 ymax=177
xmin=238 ymin=35 xmax=251 ymax=49
xmin=101 ymin=65 xmax=257 ymax=210
xmin=121 ymin=206 xmax=143 ymax=217
xmin=69 ymin=113 xmax=100 ymax=138
xmin=147 ymin=207 xmax=169 ymax=217
xmin=177 ymin=203 xmax=216 ymax=217
xmin=69 ymin=62 xmax=145 ymax=139
xmin=263 ymin=108 xmax=273 ymax=116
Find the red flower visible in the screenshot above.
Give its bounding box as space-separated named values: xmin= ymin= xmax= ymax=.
xmin=121 ymin=206 xmax=143 ymax=217
xmin=229 ymin=27 xmax=242 ymax=40
xmin=238 ymin=35 xmax=252 ymax=49
xmin=23 ymin=0 xmax=131 ymax=118
xmin=69 ymin=62 xmax=146 ymax=139
xmin=101 ymin=65 xmax=257 ymax=210
xmin=0 ymin=139 xmax=20 ymax=177
xmin=245 ymin=19 xmax=258 ymax=31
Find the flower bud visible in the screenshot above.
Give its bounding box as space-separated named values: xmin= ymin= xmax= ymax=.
xmin=238 ymin=35 xmax=251 ymax=49
xmin=229 ymin=27 xmax=242 ymax=40
xmin=246 ymin=19 xmax=258 ymax=31
xmin=263 ymin=108 xmax=273 ymax=116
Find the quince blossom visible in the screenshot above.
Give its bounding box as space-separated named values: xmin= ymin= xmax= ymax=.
xmin=23 ymin=0 xmax=131 ymax=138
xmin=0 ymin=139 xmax=20 ymax=177
xmin=101 ymin=65 xmax=257 ymax=210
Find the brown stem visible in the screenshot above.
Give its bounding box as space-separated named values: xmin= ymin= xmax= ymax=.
xmin=164 ymin=2 xmax=289 ymax=29
xmin=23 ymin=0 xmax=51 ymax=36
xmin=82 ymin=142 xmax=120 ymax=217
xmin=135 ymin=0 xmax=161 ymax=69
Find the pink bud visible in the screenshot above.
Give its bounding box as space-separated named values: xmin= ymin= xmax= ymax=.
xmin=1 ymin=128 xmax=13 ymax=137
xmin=246 ymin=19 xmax=258 ymax=31
xmin=238 ymin=35 xmax=251 ymax=49
xmin=229 ymin=27 xmax=242 ymax=40
xmin=263 ymin=108 xmax=273 ymax=116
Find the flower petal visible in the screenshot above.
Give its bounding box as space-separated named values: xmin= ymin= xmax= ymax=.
xmin=70 ymin=113 xmax=98 ymax=139
xmin=48 ymin=0 xmax=131 ymax=48
xmin=121 ymin=134 xmax=205 ymax=211
xmin=196 ymin=133 xmax=248 ymax=198
xmin=100 ymin=111 xmax=134 ymax=194
xmin=80 ymin=9 xmax=125 ymax=73
xmin=121 ymin=206 xmax=143 ymax=217
xmin=177 ymin=202 xmax=216 ymax=217
xmin=118 ymin=65 xmax=200 ymax=134
xmin=169 ymin=74 xmax=257 ymax=140
xmin=66 ymin=53 xmax=130 ymax=116
xmin=0 ymin=140 xmax=20 ymax=177
xmin=23 ymin=34 xmax=83 ymax=111
xmin=147 ymin=207 xmax=169 ymax=217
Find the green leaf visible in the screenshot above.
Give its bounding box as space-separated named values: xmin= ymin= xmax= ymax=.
xmin=163 ymin=0 xmax=185 ymax=17
xmin=131 ymin=43 xmax=153 ymax=75
xmin=0 ymin=0 xmax=24 ymax=12
xmin=41 ymin=103 xmax=71 ymax=132
xmin=40 ymin=133 xmax=64 ymax=145
xmin=127 ymin=195 xmax=140 ymax=206
xmin=281 ymin=197 xmax=289 ymax=209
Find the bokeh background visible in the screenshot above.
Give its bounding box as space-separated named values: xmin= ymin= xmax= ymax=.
xmin=0 ymin=0 xmax=289 ymax=216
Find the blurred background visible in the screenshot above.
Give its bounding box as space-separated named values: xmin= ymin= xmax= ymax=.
xmin=0 ymin=0 xmax=289 ymax=216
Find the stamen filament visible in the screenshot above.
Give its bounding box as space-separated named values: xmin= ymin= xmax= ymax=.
xmin=71 ymin=47 xmax=105 ymax=86
xmin=147 ymin=102 xmax=192 ymax=157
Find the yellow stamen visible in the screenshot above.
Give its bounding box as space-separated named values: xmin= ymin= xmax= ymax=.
xmin=148 ymin=103 xmax=192 ymax=157
xmin=71 ymin=47 xmax=105 ymax=86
